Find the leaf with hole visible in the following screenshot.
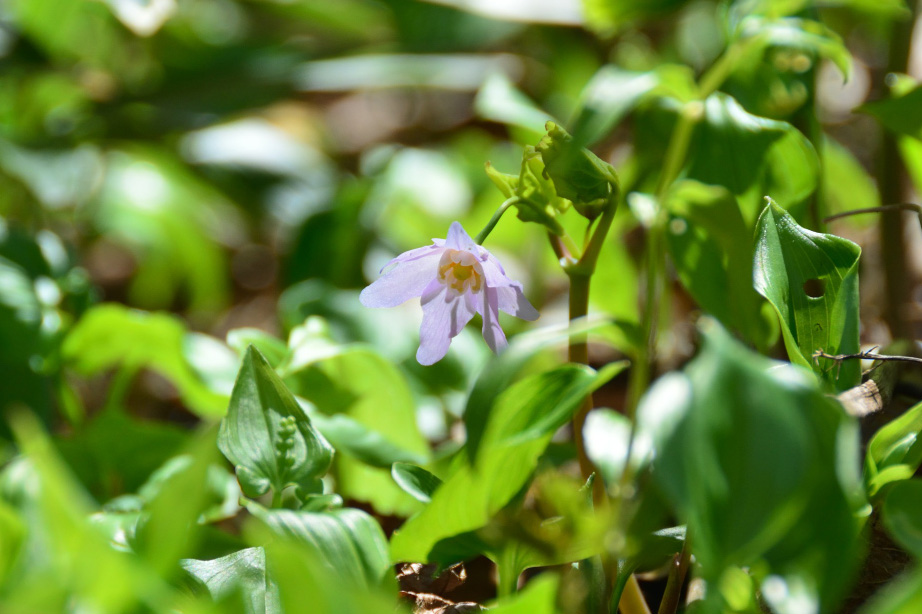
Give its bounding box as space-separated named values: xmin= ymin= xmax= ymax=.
xmin=754 ymin=200 xmax=861 ymax=391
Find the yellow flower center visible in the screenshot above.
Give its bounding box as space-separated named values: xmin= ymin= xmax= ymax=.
xmin=438 ymin=250 xmax=483 ymax=294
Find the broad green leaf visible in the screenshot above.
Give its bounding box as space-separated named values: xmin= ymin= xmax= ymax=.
xmin=134 ymin=429 xmax=222 ymax=575
xmin=391 ymin=364 xmax=612 ymax=564
xmin=256 ymin=538 xmax=400 ymax=614
xmin=687 ymin=93 xmax=815 ymax=207
xmin=464 ymin=319 xmax=622 ymax=461
xmin=308 ymin=412 xmax=427 ymax=468
xmin=737 ymin=17 xmax=852 ymax=78
xmin=754 ymin=200 xmax=862 ymax=391
xmin=391 ymin=463 xmax=443 ymax=504
xmin=665 ymin=181 xmax=775 ymax=349
xmin=182 ymin=547 xmax=280 ymax=614
xmin=883 ymin=480 xmax=922 ymax=559
xmin=489 ymin=574 xmax=560 ymax=614
xmin=859 ymin=572 xmax=922 ymax=614
xmin=653 ymin=322 xmax=861 ymax=612
xmin=866 ymin=400 xmax=922 ymax=496
xmin=0 ymin=498 xmax=24 ymax=584
xmin=247 ymin=505 xmax=390 ymax=588
xmin=281 ymin=320 xmax=429 ymax=516
xmin=862 ymin=84 xmax=922 ymax=140
xmin=474 ymin=72 xmax=555 ymax=137
xmin=3 ymin=411 xmax=169 ymax=613
xmin=55 ymin=408 xmax=188 ymax=498
xmin=218 ymin=346 xmax=333 ymax=500
xmin=62 ymin=304 xmax=228 ymax=417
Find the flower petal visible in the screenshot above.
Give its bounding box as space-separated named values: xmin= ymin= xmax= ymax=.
xmin=445 ymin=221 xmax=478 ymax=252
xmin=360 ymin=251 xmax=441 ymax=308
xmin=497 ymin=285 xmax=539 ymax=321
xmin=479 ymin=253 xmax=517 ymax=288
xmin=416 ymin=280 xmax=476 ymax=365
xmin=480 ymin=287 xmax=508 ymax=354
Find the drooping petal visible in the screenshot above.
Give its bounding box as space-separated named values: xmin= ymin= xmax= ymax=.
xmin=444 ymin=221 xmax=478 ymax=252
xmin=479 ymin=253 xmax=517 ymax=288
xmin=496 ymin=284 xmax=539 ymax=321
xmin=480 ymin=287 xmax=508 ymax=354
xmin=416 ymin=279 xmax=476 ymax=365
xmin=360 ymin=250 xmax=441 ymax=309
xmin=378 ymin=244 xmax=442 ymax=273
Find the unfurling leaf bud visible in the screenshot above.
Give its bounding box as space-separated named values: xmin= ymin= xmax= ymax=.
xmin=536 ymin=122 xmax=619 ymax=221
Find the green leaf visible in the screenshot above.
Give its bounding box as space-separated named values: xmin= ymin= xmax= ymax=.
xmin=218 ymin=346 xmax=333 ymax=500
xmin=866 ymin=400 xmax=922 ymax=496
xmin=569 ymin=67 xmax=663 ymax=147
xmin=859 ymin=571 xmax=922 ymax=614
xmin=391 ymin=463 xmax=443 ymax=504
xmin=464 ymin=319 xmax=621 ymax=461
xmin=0 ymin=498 xmax=24 ymax=584
xmin=281 ymin=320 xmax=429 ymax=516
xmin=687 ymin=93 xmax=815 ymax=206
xmin=62 ymin=304 xmax=229 ymax=417
xmin=489 ymin=574 xmax=560 ymax=613
xmin=883 ymin=480 xmax=922 ymax=559
xmin=536 ymin=122 xmax=619 ymax=220
xmin=652 ymin=321 xmax=861 ymax=611
xmin=738 ymin=17 xmax=852 ymax=78
xmin=247 ymin=505 xmax=390 ymax=588
xmin=753 ymin=200 xmax=862 ymax=391
xmin=862 ymin=84 xmax=922 ymax=140
xmin=390 ymin=364 xmax=612 ymax=564
xmin=134 ymin=428 xmax=222 ymax=575
xmin=665 ymin=181 xmax=775 ymax=349
xmin=54 ymin=408 xmax=188 ymax=497
xmin=3 ymin=411 xmax=169 ymax=612
xmin=474 ymin=72 xmax=555 ymax=137
xmin=182 ymin=547 xmax=280 ymax=614
xmin=308 ymin=412 xmax=427 ymax=468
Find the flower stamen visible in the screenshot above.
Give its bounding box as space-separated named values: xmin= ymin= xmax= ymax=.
xmin=438 ymin=250 xmax=483 ymax=294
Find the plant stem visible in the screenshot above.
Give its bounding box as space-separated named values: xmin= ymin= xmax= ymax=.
xmin=271 ymin=488 xmax=282 ymax=509
xmin=657 ymin=538 xmax=692 ymax=614
xmin=475 ymin=198 xmax=516 ymax=244
xmin=875 ymin=5 xmax=916 ymax=339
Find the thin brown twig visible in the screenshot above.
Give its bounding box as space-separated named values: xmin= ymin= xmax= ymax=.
xmin=813 ymin=349 xmax=922 ymax=367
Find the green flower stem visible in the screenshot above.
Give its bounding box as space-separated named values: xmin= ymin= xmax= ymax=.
xmin=657 ymin=537 xmax=692 ymax=614
xmin=626 ymin=103 xmax=699 ymax=423
xmin=475 ymin=198 xmax=517 ymax=244
xmin=271 ymin=487 xmax=283 ymax=509
xmin=564 ymin=191 xmax=620 ymax=505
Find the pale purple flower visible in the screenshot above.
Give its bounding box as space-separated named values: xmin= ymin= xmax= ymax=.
xmin=360 ymin=222 xmax=539 ymax=365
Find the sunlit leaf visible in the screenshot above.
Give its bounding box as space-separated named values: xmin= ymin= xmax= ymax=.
xmin=391 ymin=363 xmax=614 ymax=564
xmin=62 ymin=304 xmax=228 ymax=417
xmin=653 ymin=321 xmax=861 ymax=612
xmin=218 ymin=346 xmax=333 ymax=500
xmin=883 ymin=480 xmax=922 ymax=559
xmin=281 ymin=318 xmax=429 ymax=516
xmin=391 ymin=463 xmax=443 ymax=504
xmin=754 ymin=200 xmax=861 ymax=391
xmin=866 ymin=400 xmax=922 ymax=497
xmin=182 ymin=547 xmax=280 ymax=614
xmin=247 ymin=504 xmax=390 ymax=588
